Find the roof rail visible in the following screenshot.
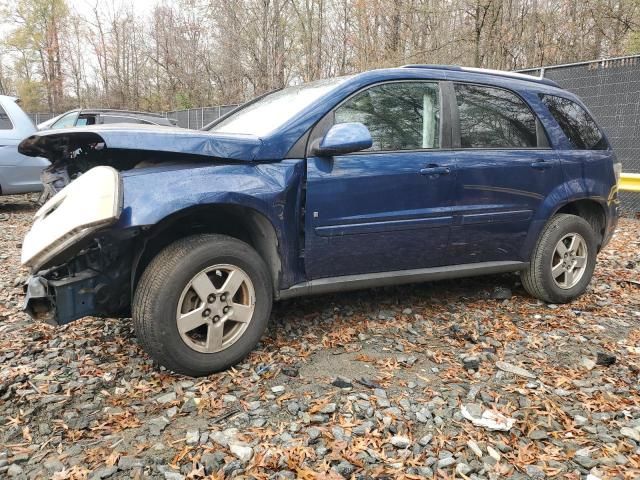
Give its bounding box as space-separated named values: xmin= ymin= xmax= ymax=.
xmin=400 ymin=64 xmax=560 ymax=88
xmin=81 ymin=108 xmax=168 ymax=118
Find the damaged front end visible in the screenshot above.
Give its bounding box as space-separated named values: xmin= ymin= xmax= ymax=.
xmin=24 ymin=236 xmax=134 ymax=325
xmin=19 ymin=125 xmax=272 ymax=326
xmin=22 ymin=165 xmax=133 ymax=326
xmin=18 ymin=124 xmax=263 ymax=201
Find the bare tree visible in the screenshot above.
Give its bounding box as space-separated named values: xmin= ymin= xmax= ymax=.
xmin=0 ymin=0 xmax=638 ymax=112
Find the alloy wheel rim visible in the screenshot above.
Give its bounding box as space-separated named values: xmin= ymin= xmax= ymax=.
xmin=176 ymin=264 xmax=255 ymax=353
xmin=550 ymin=233 xmax=588 ymax=290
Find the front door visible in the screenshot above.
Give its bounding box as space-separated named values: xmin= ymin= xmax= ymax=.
xmin=304 ymin=81 xmax=457 ymax=279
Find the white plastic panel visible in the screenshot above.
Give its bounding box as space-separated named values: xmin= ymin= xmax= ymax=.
xmin=21 ymin=166 xmax=122 ymax=270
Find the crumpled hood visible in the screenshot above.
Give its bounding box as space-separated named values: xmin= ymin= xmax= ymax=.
xmin=18 ymin=124 xmax=263 ymax=161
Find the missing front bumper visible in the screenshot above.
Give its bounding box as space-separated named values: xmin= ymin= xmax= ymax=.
xmin=24 ymin=271 xmax=103 ymax=326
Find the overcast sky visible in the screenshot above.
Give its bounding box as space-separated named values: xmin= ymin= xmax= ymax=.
xmin=0 ymin=0 xmax=163 ymax=36
xmin=0 ymin=0 xmax=166 ymax=92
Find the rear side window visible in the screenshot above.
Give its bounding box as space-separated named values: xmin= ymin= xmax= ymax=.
xmin=540 ymin=95 xmax=607 ymax=150
xmin=77 ymin=114 xmax=97 ymax=126
xmin=0 ymin=105 xmax=13 ymax=130
xmin=454 ymin=84 xmax=537 ymax=148
xmin=335 ymin=81 xmax=440 ymax=151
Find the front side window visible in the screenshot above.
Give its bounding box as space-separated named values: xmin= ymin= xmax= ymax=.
xmin=540 ymin=94 xmax=607 ymax=150
xmin=51 ymin=111 xmax=79 ymax=129
xmin=455 ymin=84 xmax=537 ymax=148
xmin=0 ymin=105 xmax=13 ymax=130
xmin=334 ymin=82 xmax=441 ymax=151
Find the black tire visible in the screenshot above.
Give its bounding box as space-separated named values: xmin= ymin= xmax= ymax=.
xmin=521 ymin=214 xmax=597 ymax=304
xmin=133 ymin=234 xmax=273 ymax=377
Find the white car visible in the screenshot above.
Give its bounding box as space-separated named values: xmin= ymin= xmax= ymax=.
xmin=37 ymin=113 xmax=64 ymax=130
xmin=0 ymin=96 xmax=49 ymax=195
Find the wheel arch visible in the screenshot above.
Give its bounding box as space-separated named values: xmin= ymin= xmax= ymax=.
xmin=522 ymin=194 xmax=609 ymax=262
xmin=132 ymin=203 xmax=282 ymax=296
xmin=553 ymin=198 xmax=607 ymax=251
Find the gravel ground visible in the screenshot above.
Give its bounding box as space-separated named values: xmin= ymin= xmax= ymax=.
xmin=1 ymin=193 xmax=639 ymax=480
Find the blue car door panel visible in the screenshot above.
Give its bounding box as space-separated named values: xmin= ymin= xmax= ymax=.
xmin=304 ymin=80 xmax=457 ymax=279
xmin=451 ymin=149 xmax=563 ymax=263
xmin=306 ymin=151 xmax=456 ymax=278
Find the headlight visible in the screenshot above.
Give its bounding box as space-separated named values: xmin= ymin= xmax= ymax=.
xmin=21 ymin=166 xmax=122 ymax=270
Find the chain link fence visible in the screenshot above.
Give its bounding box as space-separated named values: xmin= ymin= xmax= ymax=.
xmin=165 ymin=105 xmax=239 ymax=129
xmin=519 ymin=55 xmax=640 ymax=215
xmin=27 ymin=112 xmax=59 ymax=126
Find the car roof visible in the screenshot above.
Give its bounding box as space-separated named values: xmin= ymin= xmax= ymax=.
xmin=341 ymin=65 xmax=569 ymax=98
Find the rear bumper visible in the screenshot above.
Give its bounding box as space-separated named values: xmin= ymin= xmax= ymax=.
xmin=24 ymin=271 xmax=106 ymax=326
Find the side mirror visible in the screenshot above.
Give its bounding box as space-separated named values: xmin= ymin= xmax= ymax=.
xmin=313 ymin=122 xmax=373 ymax=157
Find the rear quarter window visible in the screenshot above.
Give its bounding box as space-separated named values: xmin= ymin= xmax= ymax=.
xmin=0 ymin=105 xmax=13 ymax=130
xmin=540 ymin=94 xmax=608 ymax=150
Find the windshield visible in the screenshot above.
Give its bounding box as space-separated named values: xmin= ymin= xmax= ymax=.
xmin=208 ymin=76 xmax=352 ymax=136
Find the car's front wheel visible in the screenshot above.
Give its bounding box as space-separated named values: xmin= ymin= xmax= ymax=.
xmin=521 ymin=213 xmax=597 ymax=304
xmin=133 ymin=234 xmax=273 ymax=377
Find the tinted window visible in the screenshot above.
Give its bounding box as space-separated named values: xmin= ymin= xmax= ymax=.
xmin=77 ymin=114 xmax=97 ymax=126
xmin=455 ymin=84 xmax=537 ymax=148
xmin=335 ymin=82 xmax=440 ymax=151
xmin=540 ymin=95 xmax=606 ymax=150
xmin=0 ymin=105 xmax=13 ymax=130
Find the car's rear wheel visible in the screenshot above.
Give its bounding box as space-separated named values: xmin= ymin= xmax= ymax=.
xmin=133 ymin=234 xmax=272 ymax=377
xmin=521 ymin=214 xmax=597 ymax=303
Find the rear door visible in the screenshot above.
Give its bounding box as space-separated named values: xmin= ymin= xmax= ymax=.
xmin=450 ymin=83 xmax=565 ymax=264
xmin=304 ymin=80 xmax=457 ymax=279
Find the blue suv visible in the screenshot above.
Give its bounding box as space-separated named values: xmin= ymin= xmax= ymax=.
xmin=19 ymin=65 xmax=619 ymax=376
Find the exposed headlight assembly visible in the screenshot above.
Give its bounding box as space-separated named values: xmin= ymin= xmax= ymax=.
xmin=21 ymin=166 xmax=122 ymax=271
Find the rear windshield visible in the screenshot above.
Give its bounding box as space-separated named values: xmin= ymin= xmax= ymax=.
xmin=540 ymin=94 xmax=608 ymax=150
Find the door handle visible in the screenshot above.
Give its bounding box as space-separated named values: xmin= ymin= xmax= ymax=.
xmin=531 ymin=159 xmax=552 ymax=170
xmin=420 ymin=165 xmax=450 ymax=176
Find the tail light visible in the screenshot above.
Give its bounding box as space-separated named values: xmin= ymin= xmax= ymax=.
xmin=613 ymin=162 xmax=622 ymax=184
